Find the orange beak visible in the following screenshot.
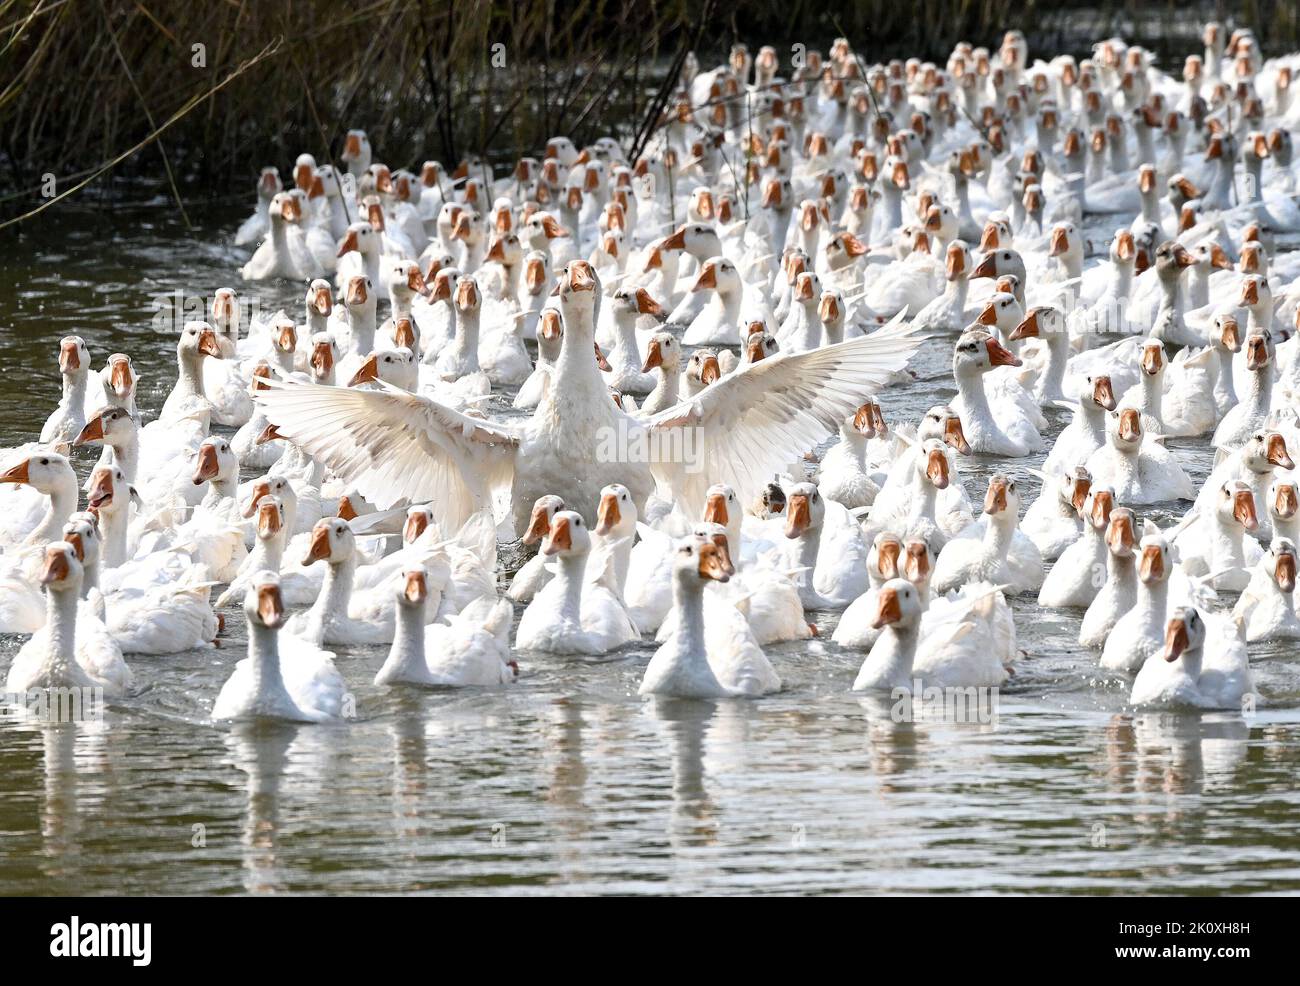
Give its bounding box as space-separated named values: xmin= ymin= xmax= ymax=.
xmin=337 ymin=228 xmax=359 ymax=257
xmin=1049 ymin=226 xmax=1069 ymax=257
xmin=403 ymin=511 xmax=430 ymax=543
xmin=192 ymin=443 xmax=220 ymax=485
xmin=543 ymin=515 xmax=572 ymax=555
xmin=871 ymin=587 xmax=903 ymax=629
xmin=1276 ymin=552 xmax=1297 ymax=593
xmin=1118 ymin=408 xmax=1142 ymax=442
xmin=986 ymin=337 xmax=1022 ymax=367
xmin=348 ymin=354 xmax=380 ymax=387
xmin=393 ymin=318 xmax=416 ymax=350
xmin=198 ymin=328 xmax=222 ymax=357
xmin=703 ymin=492 xmax=729 ymax=526
xmin=1267 ymin=433 xmax=1294 ymax=469
xmin=0 ymin=458 xmax=31 ymax=485
xmin=697 ymin=541 xmax=731 ymax=582
xmin=1246 ymin=335 xmax=1269 ymax=371
xmin=1234 ymin=489 xmax=1259 ymax=531
xmin=337 ymin=495 xmax=359 ymax=521
xmin=303 ymin=523 xmax=333 ymax=565
xmin=692 ymin=262 xmax=718 ymax=292
xmin=74 ymin=413 xmax=105 ymax=445
xmin=926 ymin=448 xmax=950 ymax=489
xmin=1276 ymin=484 xmax=1299 ymax=519
xmin=785 ymin=494 xmax=811 ymax=537
xmin=1093 ymin=375 xmax=1117 ymax=410
xmin=257 ymin=499 xmax=282 ymax=539
xmin=59 ymin=339 xmax=81 ymax=373
xmin=1163 ymin=619 xmax=1189 ymax=662
xmin=1009 ymin=310 xmax=1039 ymax=341
xmin=595 ymin=493 xmax=622 ymax=535
xmin=984 ymin=479 xmax=1009 ymax=514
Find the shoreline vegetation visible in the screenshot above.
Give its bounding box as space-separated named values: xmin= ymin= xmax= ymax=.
xmin=1 ymin=1 xmax=1297 ymax=216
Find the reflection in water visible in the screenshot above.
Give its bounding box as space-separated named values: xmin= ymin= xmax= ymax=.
xmin=224 ymin=721 xmax=298 ymax=894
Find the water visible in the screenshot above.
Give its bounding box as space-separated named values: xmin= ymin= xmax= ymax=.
xmin=2 ymin=199 xmax=1300 ymax=896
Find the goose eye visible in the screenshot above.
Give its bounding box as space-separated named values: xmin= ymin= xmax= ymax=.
xmin=40 ymin=458 xmax=48 ymax=465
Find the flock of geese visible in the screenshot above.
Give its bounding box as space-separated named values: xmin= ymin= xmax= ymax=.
xmin=5 ymin=22 xmax=1300 ymax=720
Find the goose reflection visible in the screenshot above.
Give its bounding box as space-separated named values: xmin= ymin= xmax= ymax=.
xmin=223 ymin=720 xmax=299 ymax=894
xmin=647 ymin=696 xmax=718 ymax=844
xmin=1103 ymin=711 xmax=1251 ymax=814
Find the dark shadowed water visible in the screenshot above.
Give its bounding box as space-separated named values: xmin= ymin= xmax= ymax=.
xmin=1 ymin=199 xmax=1299 ymax=896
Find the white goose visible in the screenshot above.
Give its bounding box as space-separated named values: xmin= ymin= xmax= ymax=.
xmin=515 ymin=510 xmax=639 ymax=655
xmin=1130 ymin=606 xmax=1254 ymax=710
xmin=375 ymin=569 xmax=516 ymax=687
xmin=639 ymin=536 xmax=781 ymax=699
xmin=286 ymin=517 xmax=395 ymax=646
xmin=852 ymin=577 xmax=1010 ymax=691
xmin=1233 ymin=537 xmax=1300 ymax=642
xmin=1079 ymin=507 xmax=1139 ymax=647
xmin=5 ymin=542 xmax=131 ymax=699
xmin=932 ymin=474 xmax=1044 ymax=595
xmin=212 ymin=574 xmax=348 ymax=723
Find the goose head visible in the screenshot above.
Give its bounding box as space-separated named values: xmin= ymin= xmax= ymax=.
xmin=269 ymin=316 xmax=298 ymax=361
xmin=522 ymin=494 xmax=564 ymax=545
xmin=972 ymin=247 xmax=1025 ymax=286
xmin=1083 ymin=484 xmax=1116 ymax=531
xmin=337 ymin=220 xmax=378 ymax=260
xmin=918 ymin=405 xmax=971 ymax=453
xmin=691 ymin=256 xmax=740 ymax=296
xmin=450 ymin=207 xmax=484 ymax=248
xmin=1163 ymin=606 xmax=1205 ymax=664
xmin=309 ymin=333 xmax=339 ymax=384
xmin=257 ymin=166 xmax=282 ymax=201
xmin=1243 ymin=326 xmax=1275 ymax=372
xmin=1211 ymin=311 xmax=1241 ymax=353
xmin=210 ymin=287 xmax=241 ymax=338
xmin=1238 ymin=240 xmax=1267 ymax=276
xmin=0 ymin=451 xmax=74 ymax=499
xmin=349 ymin=347 xmax=416 ymax=390
xmin=54 ymin=336 xmax=88 ymax=380
xmin=1267 ymin=537 xmax=1298 ymax=593
xmin=38 ymin=540 xmax=83 ymax=595
xmin=594 ymin=483 xmax=636 ymax=538
xmin=674 ymin=535 xmax=732 ymax=586
xmin=1105 ymin=506 xmax=1137 ymax=559
xmin=661 ymin=223 xmax=722 ymax=263
xmin=1009 ymin=305 xmax=1067 ymax=343
xmin=62 ymin=513 xmax=100 ymax=570
xmin=610 ymin=286 xmax=666 ymax=324
xmin=244 ymin=572 xmax=286 ymax=630
xmin=241 ymin=475 xmax=294 ymax=518
xmin=745 ymin=325 xmax=779 ymax=363
xmin=944 ymin=240 xmax=971 ymax=281
xmin=340 ymin=129 xmax=372 ymax=171
xmin=387 ymin=260 xmax=427 ymax=305
xmin=177 ymin=320 xmax=220 ymax=366
xmin=1138 ymin=338 xmax=1165 ymax=378
xmin=1047 ymin=222 xmax=1082 ymax=265
xmin=702 ymin=483 xmax=741 ymax=534
xmin=395 ymin=505 xmax=433 ymax=545
xmin=74 ymin=405 xmax=133 ymax=449
xmin=302 ymin=517 xmax=355 ymax=567
xmin=542 ymin=509 xmax=591 ymax=558
xmin=978 ymin=215 xmax=1013 ymax=254
xmin=1135 ymin=520 xmax=1172 ymax=584
xmin=396 ymin=565 xmax=432 ymax=611
xmin=304 ymin=279 xmax=333 ymax=322
xmin=553 ymin=260 xmax=599 ymax=317
xmin=982 ymin=473 xmax=1021 ymax=520
xmin=344 ymin=274 xmax=376 ymax=322
xmin=870 ymin=532 xmax=903 ymax=583
xmin=1190 ymin=240 xmax=1232 ymax=278
xmin=640 ymin=332 xmax=680 ymax=374
xmin=84 ymin=463 xmax=131 ymax=520
xmin=953 ymin=328 xmax=1021 ymax=377
xmin=1217 ymin=480 xmax=1259 ymax=532
xmin=686 ymin=349 xmax=722 ymax=389
xmin=907 ymin=437 xmax=947 ymax=494
xmin=901 ymin=537 xmax=933 ymax=590
xmin=267 ymin=191 xmax=301 ymax=227
xmin=484 ymin=232 xmax=524 ymax=270
xmin=192 ymin=436 xmax=236 ymax=487
xmin=1238 ymin=273 xmax=1271 ymax=313
xmin=1271 ymin=476 xmax=1299 ymax=527
xmin=1107 ymin=407 xmax=1145 ymax=451
xmin=784 ymin=482 xmax=824 ymax=539
xmin=1110 ymin=229 xmax=1138 ymax=273
xmin=871 ymin=578 xmax=923 ymax=631
xmin=792 ymin=270 xmax=822 ymax=306
xmin=98 ymin=353 xmax=137 ymax=406
xmin=253 ymin=494 xmax=285 ymax=543
xmin=1077 ymin=372 xmax=1117 ymax=412
xmin=1053 ymin=464 xmax=1093 ymax=514
xmin=823 ymin=231 xmax=869 ymax=272
xmin=1241 ymin=430 xmax=1294 ymax=473
xmin=690 ymin=522 xmax=736 ymax=577
xmin=849 ymin=399 xmax=886 ymax=438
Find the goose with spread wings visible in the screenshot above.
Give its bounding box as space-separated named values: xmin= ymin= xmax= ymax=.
xmin=254 ymin=261 xmax=925 ymax=536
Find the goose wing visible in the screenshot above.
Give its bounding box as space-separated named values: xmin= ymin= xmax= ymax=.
xmin=255 ymin=379 xmax=520 ymax=530
xmin=643 ymin=315 xmax=924 ymax=513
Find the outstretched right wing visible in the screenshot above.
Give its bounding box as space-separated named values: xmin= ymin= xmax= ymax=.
xmin=255 ymin=379 xmax=519 ymax=531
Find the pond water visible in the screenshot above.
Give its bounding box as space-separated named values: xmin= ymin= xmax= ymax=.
xmin=1 ymin=198 xmax=1299 ymax=895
